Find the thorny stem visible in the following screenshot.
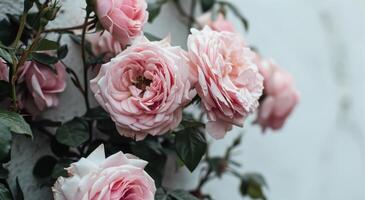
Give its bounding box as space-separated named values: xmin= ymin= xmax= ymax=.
xmin=9 ymin=10 xmax=28 ymax=111
xmin=188 ymin=0 xmax=197 ymax=32
xmin=81 ymin=11 xmax=91 ymax=111
xmin=44 ymin=21 xmax=94 ymax=33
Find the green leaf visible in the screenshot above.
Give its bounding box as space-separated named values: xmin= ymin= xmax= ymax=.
xmin=56 ymin=118 xmax=89 ymax=147
xmin=33 ymin=155 xmax=58 ymax=178
xmin=0 ymin=81 xmax=11 ymax=101
xmin=240 ymin=173 xmax=267 ymax=200
xmin=51 ymin=159 xmax=72 ymax=179
xmin=0 ymin=110 xmax=32 ymax=136
xmin=57 ymin=45 xmax=68 ymax=59
xmin=0 ymin=123 xmax=11 ymax=161
xmin=15 ymin=178 xmax=24 ymax=200
xmin=155 ymin=188 xmax=198 ymax=200
xmin=144 ymin=32 xmax=161 ymax=41
xmin=34 ymin=38 xmax=59 ymax=51
xmin=147 ymin=3 xmax=162 ymax=23
xmin=175 ymin=126 xmax=207 ymax=172
xmin=31 ymin=52 xmax=59 ymax=65
xmin=0 ymin=48 xmax=12 ymax=64
xmin=83 ymin=106 xmax=109 ymax=121
xmin=131 ymin=139 xmax=167 ymax=186
xmin=0 ymin=165 xmax=9 ymax=179
xmin=0 ymin=184 xmax=11 ymax=200
xmin=201 ymin=0 xmax=216 ymax=12
xmin=169 ymin=190 xmax=199 ymax=200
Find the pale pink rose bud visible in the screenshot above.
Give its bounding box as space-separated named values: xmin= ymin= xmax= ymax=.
xmin=197 ymin=13 xmax=236 ymax=32
xmin=95 ymin=0 xmax=149 ymax=46
xmin=18 ymin=60 xmax=66 ymax=112
xmin=256 ymin=59 xmax=300 ymax=131
xmin=187 ymin=27 xmax=264 ymax=139
xmin=87 ymin=31 xmax=123 ymax=59
xmin=53 ymin=144 xmax=156 ymax=200
xmin=0 ymin=58 xmax=9 ymax=82
xmin=90 ymin=37 xmax=196 ymax=141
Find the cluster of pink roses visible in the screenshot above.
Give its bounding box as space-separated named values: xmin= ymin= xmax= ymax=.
xmin=0 ymin=58 xmax=66 ymax=114
xmin=52 ymin=1 xmax=299 ymax=199
xmin=88 ymin=3 xmax=299 ymax=141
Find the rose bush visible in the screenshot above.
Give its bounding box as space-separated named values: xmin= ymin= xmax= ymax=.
xmin=187 ymin=27 xmax=263 ymax=139
xmin=95 ymin=0 xmax=148 ymax=46
xmin=18 ymin=60 xmax=66 ymax=112
xmin=90 ymin=37 xmax=196 ymax=140
xmin=256 ymin=59 xmax=300 ymax=131
xmin=53 ymin=144 xmax=156 ymax=200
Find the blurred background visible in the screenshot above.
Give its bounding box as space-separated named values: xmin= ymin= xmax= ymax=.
xmin=151 ymin=0 xmax=365 ymax=199
xmin=1 ymin=0 xmax=365 ymax=199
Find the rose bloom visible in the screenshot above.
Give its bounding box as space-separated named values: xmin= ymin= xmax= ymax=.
xmin=96 ymin=0 xmax=148 ymax=46
xmin=0 ymin=58 xmax=9 ymax=81
xmin=256 ymin=59 xmax=299 ymax=131
xmin=87 ymin=31 xmax=123 ymax=59
xmin=187 ymin=27 xmax=263 ymax=139
xmin=90 ymin=37 xmax=196 ymax=140
xmin=53 ymin=144 xmax=156 ymax=200
xmin=197 ymin=13 xmax=235 ymax=32
xmin=18 ymin=60 xmax=66 ymax=112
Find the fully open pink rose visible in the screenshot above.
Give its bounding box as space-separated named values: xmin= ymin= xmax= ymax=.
xmin=18 ymin=61 xmax=66 ymax=112
xmin=96 ymin=0 xmax=149 ymax=46
xmin=0 ymin=58 xmax=9 ymax=81
xmin=53 ymin=144 xmax=156 ymax=200
xmin=87 ymin=31 xmax=123 ymax=59
xmin=197 ymin=13 xmax=235 ymax=32
xmin=256 ymin=59 xmax=299 ymax=131
xmin=187 ymin=27 xmax=263 ymax=139
xmin=90 ymin=37 xmax=196 ymax=140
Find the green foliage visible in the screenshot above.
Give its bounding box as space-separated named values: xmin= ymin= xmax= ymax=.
xmin=0 ymin=81 xmax=10 ymax=101
xmin=57 ymin=45 xmax=68 ymax=59
xmin=0 ymin=165 xmax=9 ymax=179
xmin=33 ymin=155 xmax=58 ymax=178
xmin=155 ymin=188 xmax=199 ymax=200
xmin=0 ymin=123 xmax=11 ymax=162
xmin=0 ymin=48 xmax=12 ymax=64
xmin=56 ymin=118 xmax=89 ymax=147
xmin=175 ymin=119 xmax=207 ymax=172
xmin=0 ymin=110 xmax=32 ymax=137
xmin=147 ymin=0 xmax=169 ymax=23
xmin=0 ymin=184 xmax=11 ymax=200
xmin=240 ymin=173 xmax=268 ymax=200
xmin=31 ymin=52 xmax=58 ymax=65
xmin=200 ymin=0 xmax=216 ymax=12
xmin=34 ymin=38 xmax=59 ymax=51
xmin=51 ymin=159 xmax=73 ymax=179
xmin=131 ymin=138 xmax=167 ymax=186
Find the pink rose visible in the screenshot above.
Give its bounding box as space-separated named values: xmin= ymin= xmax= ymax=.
xmin=53 ymin=144 xmax=156 ymax=200
xmin=87 ymin=31 xmax=123 ymax=59
xmin=90 ymin=37 xmax=196 ymax=140
xmin=96 ymin=0 xmax=149 ymax=46
xmin=197 ymin=13 xmax=235 ymax=32
xmin=0 ymin=58 xmax=9 ymax=81
xmin=18 ymin=60 xmax=66 ymax=112
xmin=187 ymin=27 xmax=263 ymax=139
xmin=256 ymin=59 xmax=299 ymax=131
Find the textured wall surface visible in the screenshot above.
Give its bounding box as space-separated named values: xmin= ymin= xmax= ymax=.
xmin=1 ymin=0 xmax=365 ymax=200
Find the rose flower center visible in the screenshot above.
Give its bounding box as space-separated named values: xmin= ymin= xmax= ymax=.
xmin=134 ymin=75 xmax=152 ymax=91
